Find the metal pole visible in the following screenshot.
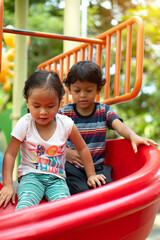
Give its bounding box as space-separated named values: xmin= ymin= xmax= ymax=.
xmin=3 ymin=27 xmax=105 ymax=44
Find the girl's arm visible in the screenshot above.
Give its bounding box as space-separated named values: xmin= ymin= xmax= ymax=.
xmin=0 ymin=136 xmax=21 ymax=208
xmin=112 ymin=119 xmax=158 ymax=153
xmin=69 ymin=124 xmax=106 ymax=188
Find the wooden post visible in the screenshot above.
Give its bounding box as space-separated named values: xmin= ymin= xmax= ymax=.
xmin=63 ymin=0 xmax=80 ymax=53
xmin=12 ymin=0 xmax=28 ymax=180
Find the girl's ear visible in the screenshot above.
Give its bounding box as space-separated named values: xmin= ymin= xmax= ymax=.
xmin=25 ymin=98 xmax=29 ymax=108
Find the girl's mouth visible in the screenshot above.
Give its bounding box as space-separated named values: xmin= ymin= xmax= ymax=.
xmin=39 ymin=117 xmax=48 ymax=121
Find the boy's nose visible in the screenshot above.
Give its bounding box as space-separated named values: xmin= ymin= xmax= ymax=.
xmin=80 ymin=91 xmax=86 ymax=97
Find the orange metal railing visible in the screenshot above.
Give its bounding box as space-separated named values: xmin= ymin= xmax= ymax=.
xmin=0 ymin=0 xmax=144 ymax=106
xmin=38 ymin=17 xmax=144 ymax=106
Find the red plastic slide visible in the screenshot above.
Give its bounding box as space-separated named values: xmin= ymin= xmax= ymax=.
xmin=0 ymin=139 xmax=160 ymax=240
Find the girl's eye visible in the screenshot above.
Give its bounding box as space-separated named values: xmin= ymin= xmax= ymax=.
xmin=87 ymin=90 xmax=92 ymax=93
xmin=74 ymin=90 xmax=80 ymax=93
xmin=34 ymin=106 xmax=40 ymax=108
xmin=48 ymin=106 xmax=54 ymax=108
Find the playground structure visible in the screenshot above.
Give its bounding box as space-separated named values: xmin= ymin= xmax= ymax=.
xmin=38 ymin=17 xmax=144 ymax=106
xmin=0 ymin=0 xmax=160 ymax=239
xmin=0 ymin=24 xmax=30 ymax=153
xmin=0 ymin=25 xmax=30 ymax=92
xmin=0 ymin=26 xmax=15 ymax=92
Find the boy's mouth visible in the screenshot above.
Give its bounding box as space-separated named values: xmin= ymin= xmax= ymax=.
xmin=80 ymin=100 xmax=87 ymax=104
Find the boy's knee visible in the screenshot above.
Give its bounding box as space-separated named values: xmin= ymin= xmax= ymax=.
xmin=67 ymin=181 xmax=90 ymax=195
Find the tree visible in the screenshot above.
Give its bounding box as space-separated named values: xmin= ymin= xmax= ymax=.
xmin=1 ymin=0 xmax=64 ymax=110
xmin=115 ymin=3 xmax=160 ymax=143
xmin=1 ymin=0 xmax=160 ymax=143
xmin=85 ymin=1 xmax=160 ymax=143
xmin=27 ymin=2 xmax=64 ymax=74
xmin=3 ymin=0 xmax=64 ymax=75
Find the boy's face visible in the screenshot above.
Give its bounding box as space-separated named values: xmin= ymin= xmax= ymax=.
xmin=69 ymin=80 xmax=100 ymax=114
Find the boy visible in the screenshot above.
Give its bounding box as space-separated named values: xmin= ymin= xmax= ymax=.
xmin=59 ymin=61 xmax=157 ymax=195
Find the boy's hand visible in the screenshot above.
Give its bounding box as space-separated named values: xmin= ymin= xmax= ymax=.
xmin=87 ymin=174 xmax=106 ymax=188
xmin=0 ymin=184 xmax=15 ymax=208
xmin=131 ymin=135 xmax=158 ymax=153
xmin=66 ymin=148 xmax=83 ymax=167
xmin=112 ymin=119 xmax=158 ymax=153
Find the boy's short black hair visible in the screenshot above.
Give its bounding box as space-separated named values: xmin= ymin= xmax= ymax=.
xmin=64 ymin=61 xmax=106 ymax=90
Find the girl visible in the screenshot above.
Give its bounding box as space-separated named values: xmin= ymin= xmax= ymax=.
xmin=0 ymin=70 xmax=106 ymax=210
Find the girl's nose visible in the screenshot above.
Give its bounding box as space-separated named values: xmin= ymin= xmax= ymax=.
xmin=40 ymin=108 xmax=47 ymax=115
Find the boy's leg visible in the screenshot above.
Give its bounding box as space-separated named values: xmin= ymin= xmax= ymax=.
xmin=16 ymin=173 xmax=45 ymax=210
xmin=65 ymin=161 xmax=90 ymax=195
xmin=45 ymin=176 xmax=70 ymax=201
xmin=95 ymin=164 xmax=113 ymax=184
xmin=65 ymin=162 xmax=113 ymax=195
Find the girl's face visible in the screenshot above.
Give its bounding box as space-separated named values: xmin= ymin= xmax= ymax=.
xmin=26 ymin=87 xmax=59 ymax=126
xmin=69 ymin=80 xmax=100 ymax=115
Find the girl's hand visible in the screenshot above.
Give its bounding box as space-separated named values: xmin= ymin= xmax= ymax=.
xmin=87 ymin=174 xmax=106 ymax=188
xmin=66 ymin=148 xmax=83 ymax=167
xmin=131 ymin=135 xmax=158 ymax=153
xmin=0 ymin=184 xmax=15 ymax=208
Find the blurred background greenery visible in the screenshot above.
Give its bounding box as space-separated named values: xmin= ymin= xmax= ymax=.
xmin=0 ymin=0 xmax=160 ymax=149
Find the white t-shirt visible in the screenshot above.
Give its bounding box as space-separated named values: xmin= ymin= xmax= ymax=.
xmin=11 ymin=113 xmax=74 ymax=179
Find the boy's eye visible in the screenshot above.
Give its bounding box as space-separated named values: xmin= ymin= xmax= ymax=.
xmin=48 ymin=105 xmax=54 ymax=108
xmin=34 ymin=106 xmax=40 ymax=108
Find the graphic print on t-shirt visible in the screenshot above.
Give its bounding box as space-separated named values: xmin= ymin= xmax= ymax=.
xmin=27 ymin=142 xmax=65 ymax=175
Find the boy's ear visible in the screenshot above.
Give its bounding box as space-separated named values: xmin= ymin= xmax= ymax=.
xmin=69 ymin=88 xmax=72 ymax=95
xmin=97 ymin=86 xmax=102 ymax=94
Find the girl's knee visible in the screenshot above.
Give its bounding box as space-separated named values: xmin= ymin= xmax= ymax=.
xmin=45 ymin=178 xmax=70 ymax=201
xmin=16 ymin=189 xmax=43 ymax=210
xmin=16 ymin=194 xmax=38 ymax=210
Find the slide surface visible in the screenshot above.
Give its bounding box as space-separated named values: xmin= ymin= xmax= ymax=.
xmin=0 ymin=139 xmax=160 ymax=240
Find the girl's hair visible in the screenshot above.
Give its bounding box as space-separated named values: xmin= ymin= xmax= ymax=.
xmin=63 ymin=61 xmax=106 ymax=90
xmin=23 ymin=70 xmax=65 ymax=103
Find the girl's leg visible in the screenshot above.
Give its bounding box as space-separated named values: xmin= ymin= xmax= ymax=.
xmin=16 ymin=173 xmax=45 ymax=210
xmin=45 ymin=175 xmax=70 ymax=201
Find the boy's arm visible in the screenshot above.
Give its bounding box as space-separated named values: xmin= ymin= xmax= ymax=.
xmin=112 ymin=119 xmax=158 ymax=153
xmin=69 ymin=124 xmax=106 ymax=188
xmin=0 ymin=136 xmax=21 ymax=208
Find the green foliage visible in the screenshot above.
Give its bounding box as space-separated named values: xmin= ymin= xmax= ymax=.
xmin=117 ymin=3 xmax=160 ymax=144
xmin=87 ymin=0 xmax=137 ymax=36
xmin=3 ymin=1 xmax=64 ymax=75
xmin=1 ymin=0 xmax=64 ymax=111
xmin=27 ymin=2 xmax=64 ymax=74
xmin=1 ymin=0 xmax=160 ymax=144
